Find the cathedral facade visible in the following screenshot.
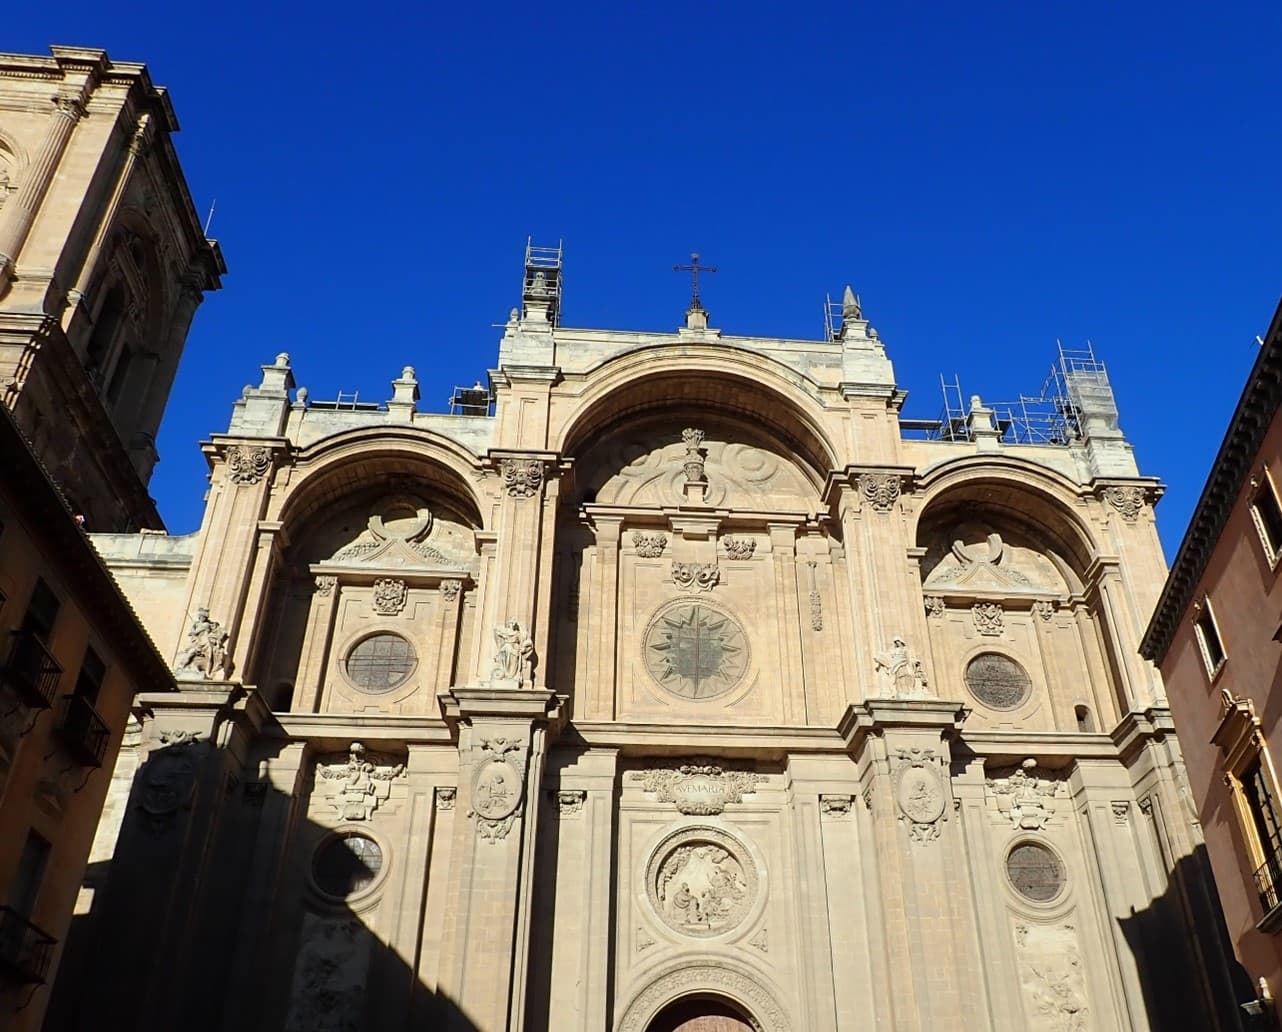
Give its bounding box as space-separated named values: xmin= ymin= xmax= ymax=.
xmin=57 ymin=252 xmax=1248 ymax=1031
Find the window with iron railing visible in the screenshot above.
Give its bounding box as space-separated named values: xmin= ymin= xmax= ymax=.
xmin=52 ymin=692 xmax=109 ymax=768
xmin=0 ymin=906 xmax=55 ymax=984
xmin=0 ymin=629 xmax=62 ymax=709
xmin=1247 ymin=759 xmax=1282 ymax=914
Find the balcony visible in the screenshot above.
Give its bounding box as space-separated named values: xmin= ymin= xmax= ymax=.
xmin=0 ymin=630 xmax=61 ymax=710
xmin=0 ymin=907 xmax=55 ymax=985
xmin=1255 ymin=846 xmax=1282 ymax=932
xmin=52 ymin=693 xmax=109 ymax=768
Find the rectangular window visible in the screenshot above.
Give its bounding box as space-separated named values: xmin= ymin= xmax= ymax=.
xmin=10 ymin=832 xmax=50 ymax=919
xmin=74 ymin=647 xmax=106 ymax=705
xmin=21 ymin=579 xmax=60 ymax=644
xmin=1251 ymin=468 xmax=1282 ymax=566
xmin=1194 ymin=600 xmax=1227 ymax=678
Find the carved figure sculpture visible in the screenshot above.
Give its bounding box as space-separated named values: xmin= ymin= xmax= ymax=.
xmin=874 ymin=636 xmax=931 ymax=699
xmin=491 ymin=619 xmax=535 ymax=686
xmin=174 ymin=607 xmax=230 ymax=679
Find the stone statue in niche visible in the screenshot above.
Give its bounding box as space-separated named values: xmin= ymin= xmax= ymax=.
xmin=491 ymin=619 xmax=535 ymax=687
xmin=874 ymin=636 xmax=931 ymax=699
xmin=174 ymin=607 xmax=230 ymax=679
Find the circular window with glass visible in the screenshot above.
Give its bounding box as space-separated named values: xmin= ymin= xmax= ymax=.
xmin=344 ymin=633 xmax=416 ymax=693
xmin=964 ymin=652 xmax=1032 ymax=710
xmin=312 ymin=832 xmax=384 ymax=898
xmin=1006 ymin=842 xmax=1066 ymax=902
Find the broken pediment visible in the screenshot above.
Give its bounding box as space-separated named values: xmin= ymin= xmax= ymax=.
xmin=322 ymin=504 xmax=468 ymax=572
xmin=921 ymin=526 xmax=1072 ymax=597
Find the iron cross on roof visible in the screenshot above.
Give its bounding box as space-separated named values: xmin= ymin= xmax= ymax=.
xmin=674 ymin=252 xmax=717 ymax=311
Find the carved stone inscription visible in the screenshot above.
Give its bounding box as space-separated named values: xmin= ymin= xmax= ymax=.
xmin=629 ymin=759 xmax=761 ymax=815
xmin=647 ymin=826 xmax=758 ymax=938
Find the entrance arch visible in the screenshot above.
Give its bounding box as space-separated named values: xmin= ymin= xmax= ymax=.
xmin=647 ymin=995 xmax=756 ymax=1032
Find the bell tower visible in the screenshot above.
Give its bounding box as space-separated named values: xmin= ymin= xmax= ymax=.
xmin=0 ymin=46 xmax=223 ymax=531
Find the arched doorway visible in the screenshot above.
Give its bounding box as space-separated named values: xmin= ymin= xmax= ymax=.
xmin=646 ymin=995 xmax=756 ymax=1032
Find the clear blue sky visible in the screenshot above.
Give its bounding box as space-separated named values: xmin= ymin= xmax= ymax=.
xmin=11 ymin=2 xmax=1280 ymax=551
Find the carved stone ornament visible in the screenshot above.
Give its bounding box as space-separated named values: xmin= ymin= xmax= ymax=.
xmin=617 ymin=962 xmax=789 ymax=1032
xmin=174 ymin=608 xmax=231 ymax=680
xmin=440 ymin=579 xmax=461 ymax=602
xmin=893 ymin=748 xmax=947 ymax=844
xmin=748 ymin=926 xmax=769 ymax=953
xmin=316 ymin=742 xmax=406 ymax=821
xmin=435 ymin=786 xmax=456 ymax=811
xmin=1111 ymin=801 xmax=1130 ymax=825
xmin=672 ymin=561 xmax=719 ymax=592
xmin=973 ymin=601 xmax=1005 ymax=637
xmin=283 ymin=915 xmax=366 ymax=1032
xmin=636 ymin=927 xmax=655 ymax=952
xmin=643 ymin=602 xmax=749 ymax=700
xmin=1014 ymin=922 xmax=1089 ymax=1031
xmin=985 ymin=758 xmax=1065 ymax=831
xmin=226 ymin=444 xmax=272 ymax=486
xmin=468 ymin=737 xmax=525 ymax=842
xmin=490 ymin=618 xmax=535 ymax=687
xmin=314 ymin=575 xmax=337 ymax=597
xmin=555 ymin=789 xmax=586 ymax=816
xmin=806 ymin=560 xmax=823 ymax=631
xmin=630 ymin=759 xmax=761 ymax=815
xmin=722 ymin=535 xmax=757 ymax=560
xmin=924 ymin=595 xmax=946 ymax=619
xmin=632 ymin=531 xmax=669 ymax=558
xmin=372 ymin=578 xmax=408 ymax=616
xmin=820 ymin=794 xmax=853 ymax=818
xmin=858 ymin=471 xmax=901 ymax=512
xmin=500 ymin=457 xmax=544 ymax=499
xmin=681 ymin=427 xmax=707 ymax=483
xmin=1102 ymin=484 xmax=1146 ymax=522
xmin=1032 ymin=599 xmax=1055 ymax=622
xmin=874 ymin=636 xmax=932 ymax=699
xmin=138 ymin=744 xmax=200 ymax=835
xmin=646 ymin=825 xmax=759 ymax=938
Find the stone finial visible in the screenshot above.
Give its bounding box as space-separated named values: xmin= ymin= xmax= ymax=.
xmin=841 ymin=285 xmax=862 ymax=321
xmin=965 ymin=394 xmax=1000 ymax=445
xmin=388 ymin=365 xmax=420 ymax=420
xmin=274 ymin=352 xmax=291 ymax=367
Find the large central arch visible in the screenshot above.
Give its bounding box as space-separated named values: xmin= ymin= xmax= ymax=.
xmin=616 ymin=962 xmax=791 ymax=1032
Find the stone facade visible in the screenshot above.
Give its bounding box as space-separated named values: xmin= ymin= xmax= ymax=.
xmin=0 ymin=47 xmax=223 ymax=532
xmin=56 ymin=256 xmax=1251 ymax=1029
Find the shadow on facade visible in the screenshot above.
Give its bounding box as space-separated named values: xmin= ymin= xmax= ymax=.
xmin=1117 ymin=844 xmax=1255 ymax=1031
xmin=42 ymin=737 xmax=483 ymax=1032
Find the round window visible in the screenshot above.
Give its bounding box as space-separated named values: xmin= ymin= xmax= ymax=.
xmin=1006 ymin=842 xmax=1065 ymax=902
xmin=345 ymin=633 xmax=415 ymax=693
xmin=312 ymin=833 xmax=384 ymax=898
xmin=965 ymin=652 xmax=1032 ymax=710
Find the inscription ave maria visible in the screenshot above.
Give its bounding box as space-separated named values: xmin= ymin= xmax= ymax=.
xmin=630 ymin=760 xmax=762 ymax=815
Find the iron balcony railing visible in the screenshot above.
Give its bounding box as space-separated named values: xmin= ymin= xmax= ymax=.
xmin=0 ymin=907 xmax=56 ymax=985
xmin=1254 ymin=845 xmax=1282 ymax=915
xmin=53 ymin=693 xmax=109 ymax=768
xmin=0 ymin=630 xmax=61 ymax=710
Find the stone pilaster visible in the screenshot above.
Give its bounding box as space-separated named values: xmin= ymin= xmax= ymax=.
xmin=435 ymin=685 xmax=564 ymax=1031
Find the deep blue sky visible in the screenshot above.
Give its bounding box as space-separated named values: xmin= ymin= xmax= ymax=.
xmin=11 ymin=3 xmax=1280 ymax=550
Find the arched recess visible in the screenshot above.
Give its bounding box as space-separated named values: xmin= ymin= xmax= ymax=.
xmin=556 ymin=346 xmax=839 ymax=483
xmin=616 ymin=961 xmax=791 ymax=1032
xmin=250 ymin=429 xmax=485 ymax=711
xmin=911 ymin=459 xmax=1128 ymax=731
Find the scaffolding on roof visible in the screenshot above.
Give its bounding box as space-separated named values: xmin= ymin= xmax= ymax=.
xmin=901 ymin=341 xmax=1105 ymax=445
xmin=522 ymin=238 xmax=563 ymax=326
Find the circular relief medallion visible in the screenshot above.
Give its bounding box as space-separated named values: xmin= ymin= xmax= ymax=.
xmin=646 ymin=827 xmax=758 ymax=938
xmin=643 ymin=602 xmax=749 ymax=700
xmin=1006 ymin=841 xmax=1066 ymax=902
xmin=472 ymin=758 xmax=521 ymax=821
xmin=896 ymin=765 xmax=945 ymax=826
xmin=964 ymin=652 xmax=1032 ymax=710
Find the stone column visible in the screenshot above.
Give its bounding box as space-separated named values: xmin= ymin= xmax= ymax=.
xmin=0 ymin=89 xmax=88 ymax=291
xmin=435 ymin=686 xmax=564 ymax=1031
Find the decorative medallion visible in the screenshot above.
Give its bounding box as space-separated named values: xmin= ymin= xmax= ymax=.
xmin=226 ymin=444 xmax=272 ymax=485
xmin=893 ymin=748 xmax=946 ymax=844
xmin=671 ymin=561 xmax=719 ymax=592
xmin=138 ymin=745 xmax=199 ymax=835
xmin=646 ymin=826 xmax=759 ymax=938
xmin=985 ymin=758 xmax=1064 ymax=830
xmin=500 ymin=457 xmax=545 ymax=498
xmin=643 ymin=602 xmax=749 ymax=700
xmin=372 ymin=578 xmax=408 ymax=616
xmin=468 ymin=737 xmax=525 ymax=842
xmin=629 ymin=759 xmax=761 ymax=815
xmin=632 ymin=531 xmax=668 ymax=558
